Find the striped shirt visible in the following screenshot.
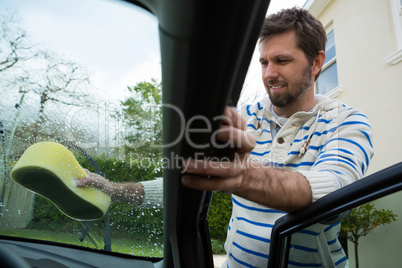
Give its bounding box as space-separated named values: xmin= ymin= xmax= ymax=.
xmin=223 ymin=94 xmax=374 ymax=267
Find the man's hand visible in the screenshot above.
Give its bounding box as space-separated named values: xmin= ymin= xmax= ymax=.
xmin=181 ymin=106 xmax=256 ymax=193
xmin=75 ymin=169 xmax=114 ymax=195
xmin=181 ymin=106 xmax=312 ymax=213
xmin=75 ymin=170 xmax=144 ymax=205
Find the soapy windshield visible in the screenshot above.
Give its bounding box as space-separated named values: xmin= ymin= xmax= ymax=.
xmin=0 ymin=0 xmax=163 ymax=258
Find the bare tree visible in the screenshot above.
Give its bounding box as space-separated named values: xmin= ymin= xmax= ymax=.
xmin=26 ymin=52 xmax=92 ymax=121
xmin=0 ymin=10 xmax=36 ymax=73
xmin=12 ymin=51 xmax=95 ymax=144
xmin=1 ymin=8 xmax=96 ymax=144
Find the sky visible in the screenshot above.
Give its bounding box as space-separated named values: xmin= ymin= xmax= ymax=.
xmin=1 ymin=0 xmax=306 ymax=104
xmin=1 ymin=0 xmax=160 ymax=103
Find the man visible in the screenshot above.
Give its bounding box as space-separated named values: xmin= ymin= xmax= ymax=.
xmin=180 ymin=7 xmax=373 ymax=267
xmin=77 ymin=7 xmax=373 ymax=267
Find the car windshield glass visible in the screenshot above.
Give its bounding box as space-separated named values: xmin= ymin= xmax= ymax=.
xmin=281 ymin=192 xmax=402 ymax=268
xmin=0 ymin=0 xmax=163 ymax=258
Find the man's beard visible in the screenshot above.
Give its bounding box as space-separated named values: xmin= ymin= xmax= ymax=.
xmin=267 ymin=65 xmax=313 ymax=108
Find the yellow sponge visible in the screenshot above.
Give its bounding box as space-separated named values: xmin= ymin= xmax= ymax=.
xmin=10 ymin=141 xmax=111 ymax=221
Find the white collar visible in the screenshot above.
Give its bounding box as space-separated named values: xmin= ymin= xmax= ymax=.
xmin=270 ymin=105 xmax=288 ymax=127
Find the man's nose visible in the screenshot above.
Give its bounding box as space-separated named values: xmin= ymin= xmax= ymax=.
xmin=264 ymin=63 xmax=279 ymax=79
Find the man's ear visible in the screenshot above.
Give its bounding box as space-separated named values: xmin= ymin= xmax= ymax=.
xmin=312 ymin=50 xmax=326 ymax=77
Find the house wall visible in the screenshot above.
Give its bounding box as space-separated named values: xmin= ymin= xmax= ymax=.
xmin=307 ymin=0 xmax=402 ymax=267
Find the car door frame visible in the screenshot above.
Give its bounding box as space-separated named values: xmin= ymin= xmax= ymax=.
xmin=268 ymin=162 xmax=402 ymax=268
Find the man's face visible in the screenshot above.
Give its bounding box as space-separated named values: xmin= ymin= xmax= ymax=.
xmin=259 ymin=31 xmax=314 ymax=111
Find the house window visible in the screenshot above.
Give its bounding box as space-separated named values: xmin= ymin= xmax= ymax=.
xmin=316 ymin=30 xmax=338 ymax=95
xmin=385 ymin=0 xmax=402 ymax=64
xmin=395 ymin=0 xmax=402 ymax=42
xmin=398 ymin=0 xmax=402 ymax=35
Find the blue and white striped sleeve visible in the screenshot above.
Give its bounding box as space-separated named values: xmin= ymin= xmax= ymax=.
xmin=298 ymin=109 xmax=374 ymax=202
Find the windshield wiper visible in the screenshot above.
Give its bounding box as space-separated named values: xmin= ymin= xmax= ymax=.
xmin=68 ymin=141 xmax=111 ymax=252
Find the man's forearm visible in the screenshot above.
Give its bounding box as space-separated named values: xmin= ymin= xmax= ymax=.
xmin=235 ymin=165 xmax=312 ymax=213
xmin=107 ymin=182 xmax=145 ymax=205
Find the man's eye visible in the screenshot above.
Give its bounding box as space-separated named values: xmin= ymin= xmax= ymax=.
xmin=260 ymin=61 xmax=268 ymax=67
xmin=278 ymin=59 xmax=289 ymax=64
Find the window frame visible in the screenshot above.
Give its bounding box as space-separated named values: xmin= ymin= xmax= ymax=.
xmin=268 ymin=162 xmax=402 ymax=268
xmin=385 ymin=0 xmax=402 ymax=64
xmin=315 ymin=27 xmax=343 ymax=98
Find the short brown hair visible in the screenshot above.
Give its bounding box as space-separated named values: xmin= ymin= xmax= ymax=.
xmin=259 ymin=7 xmax=327 ymax=80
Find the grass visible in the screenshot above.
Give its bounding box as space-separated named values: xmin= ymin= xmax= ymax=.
xmin=0 ymin=228 xmax=163 ymax=257
xmin=1 ymin=228 xmax=225 ymax=256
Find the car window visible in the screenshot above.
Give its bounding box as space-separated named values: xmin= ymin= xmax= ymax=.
xmin=0 ymin=0 xmax=163 ymax=259
xmin=282 ymin=193 xmax=401 ymax=268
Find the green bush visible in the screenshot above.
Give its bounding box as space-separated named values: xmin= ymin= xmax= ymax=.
xmin=29 ymin=153 xmax=163 ymax=241
xmin=75 ymin=153 xmax=160 ymax=183
xmin=76 ymin=153 xmax=164 ymax=239
xmin=207 ymin=192 xmax=232 ymax=242
xmin=29 ymin=195 xmax=76 ymax=230
xmin=210 ymin=238 xmax=226 ymax=255
xmin=29 ymin=152 xmax=231 ymax=254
